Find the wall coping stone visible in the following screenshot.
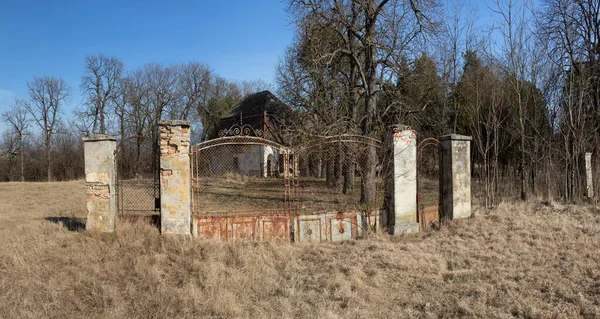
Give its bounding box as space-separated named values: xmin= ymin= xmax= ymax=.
xmin=440 ymin=134 xmax=472 ymax=141
xmin=82 ymin=134 xmax=117 ymax=142
xmin=389 ymin=123 xmax=412 ymax=132
xmin=158 ymin=120 xmax=191 ymax=127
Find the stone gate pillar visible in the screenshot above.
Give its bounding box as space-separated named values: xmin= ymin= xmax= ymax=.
xmin=440 ymin=134 xmax=472 ymax=219
xmin=387 ymin=124 xmax=419 ymax=234
xmin=585 ymin=152 xmax=593 ymax=198
xmin=83 ymin=134 xmax=117 ymax=232
xmin=158 ymin=120 xmax=192 ymax=235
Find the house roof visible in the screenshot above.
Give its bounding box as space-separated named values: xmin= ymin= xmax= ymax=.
xmin=217 ymin=90 xmax=294 ymax=144
xmin=221 ymin=90 xmax=289 ymax=121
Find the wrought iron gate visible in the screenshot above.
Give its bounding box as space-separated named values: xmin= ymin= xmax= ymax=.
xmin=116 ymin=135 xmax=160 ymax=225
xmin=190 ymin=135 xmax=292 ymax=240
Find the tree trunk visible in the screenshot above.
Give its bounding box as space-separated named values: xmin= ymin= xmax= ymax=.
xmin=360 ymin=145 xmax=378 ymax=205
xmin=20 ymin=134 xmax=25 ymax=182
xmin=360 ymin=2 xmax=378 ymax=204
xmin=100 ymin=106 xmax=106 ymax=135
xmin=46 ymin=138 xmax=52 ymax=182
xmin=343 ymin=145 xmax=355 ymax=194
xmin=335 ymin=138 xmax=342 ymax=189
xmin=519 ymin=118 xmax=526 ymax=201
xmin=326 ymin=154 xmax=335 ymax=187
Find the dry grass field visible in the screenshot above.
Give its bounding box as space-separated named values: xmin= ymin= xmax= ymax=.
xmin=1 ymin=181 xmax=600 ymax=318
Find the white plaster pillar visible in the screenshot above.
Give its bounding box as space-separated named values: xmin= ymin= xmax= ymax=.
xmin=440 ymin=134 xmax=472 ymax=220
xmin=83 ymin=135 xmax=117 ymax=232
xmin=159 ymin=120 xmax=192 ymax=235
xmin=387 ymin=124 xmax=419 ymax=234
xmin=585 ymin=152 xmax=593 ymax=198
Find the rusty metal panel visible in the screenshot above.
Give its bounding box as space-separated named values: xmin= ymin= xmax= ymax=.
xmin=422 ymin=205 xmax=439 ymax=230
xmin=230 ymin=218 xmax=256 ymax=240
xmin=296 ymin=215 xmax=325 ymax=242
xmin=194 ymin=210 xmax=386 ymax=242
xmin=195 ymin=217 xmax=226 ymax=240
xmin=261 ymin=216 xmax=289 ymax=240
xmin=194 ymin=214 xmax=290 ymax=241
xmin=327 ymin=212 xmax=356 ymax=241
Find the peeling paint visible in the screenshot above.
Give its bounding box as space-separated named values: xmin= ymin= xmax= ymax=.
xmin=193 ymin=210 xmax=385 ymax=242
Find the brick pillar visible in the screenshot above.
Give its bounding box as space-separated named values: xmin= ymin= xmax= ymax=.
xmin=83 ymin=134 xmax=117 ymax=232
xmin=440 ymin=134 xmax=472 ymax=219
xmin=585 ymin=152 xmax=593 ymax=198
xmin=387 ymin=124 xmax=419 ymax=234
xmin=158 ymin=120 xmax=192 ymax=235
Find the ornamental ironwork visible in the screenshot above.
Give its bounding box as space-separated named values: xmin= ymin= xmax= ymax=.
xmin=218 ymin=123 xmax=264 ymax=138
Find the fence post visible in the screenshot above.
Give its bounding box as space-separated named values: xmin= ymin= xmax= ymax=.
xmin=440 ymin=134 xmax=472 ymax=220
xmin=83 ymin=134 xmax=117 ymax=232
xmin=585 ymin=152 xmax=594 ymax=198
xmin=387 ymin=124 xmax=419 ymax=234
xmin=158 ymin=120 xmax=192 ymax=235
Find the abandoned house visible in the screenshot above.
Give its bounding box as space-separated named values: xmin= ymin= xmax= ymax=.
xmin=203 ymin=90 xmax=294 ymax=177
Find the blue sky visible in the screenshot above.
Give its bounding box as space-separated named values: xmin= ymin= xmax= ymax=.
xmin=0 ymin=0 xmax=524 ymax=134
xmin=0 ymin=0 xmax=294 ymax=131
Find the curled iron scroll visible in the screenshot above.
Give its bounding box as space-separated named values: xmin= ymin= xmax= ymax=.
xmin=218 ymin=124 xmax=264 ymax=138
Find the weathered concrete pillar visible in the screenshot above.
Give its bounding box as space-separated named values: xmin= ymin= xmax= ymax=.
xmin=83 ymin=135 xmax=117 ymax=232
xmin=159 ymin=120 xmax=192 ymax=235
xmin=585 ymin=152 xmax=593 ymax=198
xmin=440 ymin=134 xmax=472 ymax=219
xmin=388 ymin=124 xmax=419 ymax=234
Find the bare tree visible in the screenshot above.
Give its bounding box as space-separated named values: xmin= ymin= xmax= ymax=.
xmin=24 ymin=76 xmax=69 ymax=181
xmin=81 ymin=54 xmax=124 ymax=134
xmin=490 ymin=0 xmax=534 ymax=200
xmin=1 ymin=100 xmax=29 ymax=181
xmin=286 ymin=0 xmax=438 ymax=204
xmin=177 ymin=62 xmax=212 ymax=120
xmin=539 ymin=0 xmax=600 ymax=201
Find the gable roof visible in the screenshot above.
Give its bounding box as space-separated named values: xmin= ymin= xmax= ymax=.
xmin=216 ymin=90 xmax=294 ymax=144
xmin=221 ymin=90 xmax=289 ymax=120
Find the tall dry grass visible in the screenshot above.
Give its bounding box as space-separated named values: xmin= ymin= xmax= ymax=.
xmin=0 ymin=181 xmax=599 ymax=318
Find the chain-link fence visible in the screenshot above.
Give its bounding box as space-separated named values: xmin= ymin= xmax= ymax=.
xmin=117 ymin=135 xmax=160 ymax=217
xmin=190 ymin=135 xmax=387 ymax=218
xmin=294 ymin=135 xmax=386 ymax=214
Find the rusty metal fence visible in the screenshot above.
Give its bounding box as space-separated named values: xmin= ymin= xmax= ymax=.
xmin=294 ymin=135 xmax=387 ymax=214
xmin=189 ymin=133 xmax=388 ymax=241
xmin=191 ymin=136 xmax=292 ymax=217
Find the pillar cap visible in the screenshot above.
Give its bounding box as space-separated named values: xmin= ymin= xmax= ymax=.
xmin=440 ymin=134 xmax=472 ymax=141
xmin=158 ymin=120 xmax=191 ymax=127
xmin=389 ymin=124 xmax=412 ymax=133
xmin=82 ymin=134 xmax=117 ymax=142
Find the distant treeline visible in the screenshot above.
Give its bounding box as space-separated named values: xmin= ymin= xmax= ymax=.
xmin=2 ymin=0 xmax=600 ymax=206
xmin=0 ymin=57 xmax=271 ymax=182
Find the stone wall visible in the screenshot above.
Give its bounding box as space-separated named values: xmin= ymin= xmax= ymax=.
xmin=159 ymin=120 xmax=192 ymax=235
xmin=83 ymin=135 xmax=117 ymax=232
